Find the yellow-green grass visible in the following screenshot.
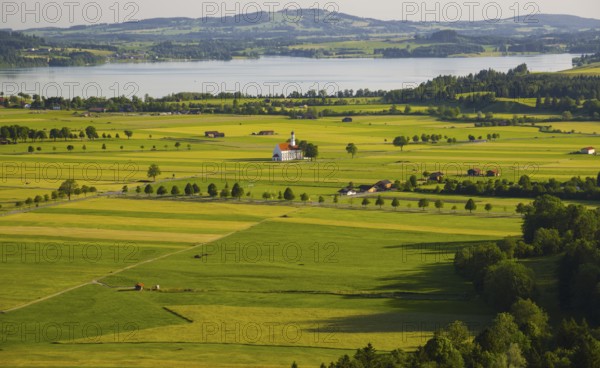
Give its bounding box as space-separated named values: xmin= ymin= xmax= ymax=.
xmin=0 ymin=198 xmax=292 ymax=310
xmin=1 ymin=110 xmax=599 ymax=211
xmin=559 ymin=62 xmax=600 ymax=75
xmin=1 ymin=196 xmax=507 ymax=366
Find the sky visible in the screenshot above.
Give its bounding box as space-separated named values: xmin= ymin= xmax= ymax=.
xmin=2 ymin=0 xmax=599 ymax=30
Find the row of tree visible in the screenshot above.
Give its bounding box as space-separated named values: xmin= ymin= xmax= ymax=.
xmin=0 ymin=124 xmax=133 ymax=144
xmin=426 ymin=174 xmax=600 ymax=201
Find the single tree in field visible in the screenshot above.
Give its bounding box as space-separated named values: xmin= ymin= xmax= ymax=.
xmin=86 ymin=126 xmax=98 ymax=140
xmin=361 ymin=198 xmax=370 ymax=208
xmin=184 ymin=183 xmax=193 ymax=196
xmin=171 ymin=185 xmax=180 ymax=196
xmin=333 ymin=194 xmax=339 ymax=206
xmin=262 ymin=192 xmax=272 ymax=200
xmin=67 ymin=145 xmax=74 ymax=152
xmin=318 ymin=196 xmax=325 ymax=205
xmin=418 ymin=198 xmax=430 ymax=211
xmin=284 ymin=187 xmax=295 ymax=201
xmin=305 ymin=143 xmax=319 ymax=161
xmin=346 ymin=143 xmax=358 ymax=158
xmin=192 ymin=183 xmax=200 ymax=195
xmin=393 ymin=136 xmax=409 ymax=151
xmin=25 ymin=197 xmax=33 ymax=207
xmin=375 ymin=195 xmax=385 ymax=209
xmin=391 ymin=197 xmax=400 ymax=210
xmin=124 ymin=130 xmax=133 ymax=139
xmin=208 ymin=183 xmax=218 ymax=198
xmin=465 ymin=198 xmax=477 ymax=213
xmin=157 ymin=186 xmax=167 ymax=196
xmin=300 ymin=193 xmax=309 ymax=204
xmin=435 ymin=199 xmax=444 ymax=212
xmin=147 ymin=164 xmax=161 ymax=182
xmin=231 ymin=183 xmax=244 ymax=200
xmin=135 ymin=186 xmax=142 ymax=195
xmin=220 ymin=187 xmax=230 ymax=198
xmin=58 ymin=179 xmax=79 ymax=201
xmin=175 ymin=142 xmax=181 ymax=150
xmin=102 ymin=143 xmax=106 ymax=150
xmin=485 ymin=203 xmax=493 ymax=215
xmin=144 ymin=184 xmax=154 ymax=196
xmin=122 ymin=185 xmax=128 ymax=193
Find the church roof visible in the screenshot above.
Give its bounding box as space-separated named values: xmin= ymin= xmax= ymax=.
xmin=278 ymin=143 xmax=300 ymax=151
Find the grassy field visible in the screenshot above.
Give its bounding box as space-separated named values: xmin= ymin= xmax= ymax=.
xmin=0 ymin=107 xmax=598 ymax=367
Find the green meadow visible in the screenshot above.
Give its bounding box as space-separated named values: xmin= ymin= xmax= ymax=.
xmin=0 ymin=106 xmax=599 ymax=366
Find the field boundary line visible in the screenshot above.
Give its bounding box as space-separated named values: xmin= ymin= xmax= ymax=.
xmin=1 ymin=206 xmax=299 ymax=314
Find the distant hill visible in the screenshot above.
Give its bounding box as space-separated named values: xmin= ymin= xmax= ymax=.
xmin=23 ymin=11 xmax=600 ymax=43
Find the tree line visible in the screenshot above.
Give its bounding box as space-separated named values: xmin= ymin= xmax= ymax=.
xmin=417 ymin=174 xmax=600 ymax=201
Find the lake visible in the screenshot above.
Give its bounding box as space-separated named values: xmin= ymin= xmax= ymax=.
xmin=0 ymin=54 xmax=578 ymax=99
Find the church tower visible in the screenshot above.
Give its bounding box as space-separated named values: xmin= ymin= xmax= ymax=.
xmin=291 ymin=131 xmax=296 ymax=146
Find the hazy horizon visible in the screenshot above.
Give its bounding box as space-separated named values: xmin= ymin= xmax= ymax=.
xmin=3 ymin=0 xmax=599 ymax=30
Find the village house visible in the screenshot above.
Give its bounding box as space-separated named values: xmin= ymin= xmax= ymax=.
xmin=205 ymin=131 xmax=225 ymax=138
xmin=468 ymin=168 xmax=482 ymax=177
xmin=580 ymin=147 xmax=596 ymax=155
xmin=486 ymin=169 xmax=501 ymax=177
xmin=88 ymin=107 xmax=107 ymax=113
xmin=338 ymin=187 xmax=357 ymax=196
xmin=467 ymin=167 xmax=481 ymax=176
xmin=375 ymin=180 xmax=393 ymax=191
xmin=272 ymin=131 xmax=303 ymax=161
xmin=359 ymin=185 xmax=378 ymax=193
xmin=429 ymin=172 xmax=445 ymax=182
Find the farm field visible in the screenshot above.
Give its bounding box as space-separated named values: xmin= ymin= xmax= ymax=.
xmin=0 ymin=107 xmax=599 ymax=367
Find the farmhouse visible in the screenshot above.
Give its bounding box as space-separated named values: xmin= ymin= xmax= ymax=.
xmin=429 ymin=172 xmax=445 ymax=182
xmin=338 ymin=187 xmax=357 ymax=196
xmin=468 ymin=168 xmax=482 ymax=177
xmin=342 ymin=117 xmax=353 ymax=123
xmin=359 ymin=185 xmax=377 ymax=193
xmin=205 ymin=131 xmax=225 ymax=138
xmin=88 ymin=107 xmax=107 ymax=113
xmin=375 ymin=180 xmax=393 ymax=191
xmin=580 ymin=147 xmax=596 ymax=155
xmin=487 ymin=169 xmax=501 ymax=177
xmin=272 ymin=131 xmax=303 ymax=162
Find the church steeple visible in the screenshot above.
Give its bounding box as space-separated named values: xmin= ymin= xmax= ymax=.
xmin=290 ymin=131 xmax=296 ymax=146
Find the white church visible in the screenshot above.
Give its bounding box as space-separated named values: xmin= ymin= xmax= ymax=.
xmin=272 ymin=131 xmax=304 ymax=161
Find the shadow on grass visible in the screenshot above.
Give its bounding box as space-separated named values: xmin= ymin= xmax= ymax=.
xmin=306 ymin=240 xmax=495 ymax=335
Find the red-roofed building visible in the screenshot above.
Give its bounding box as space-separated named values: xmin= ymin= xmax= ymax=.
xmin=273 ymin=131 xmax=303 ymax=161
xmin=580 ymin=147 xmax=596 ymax=155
